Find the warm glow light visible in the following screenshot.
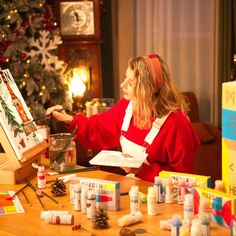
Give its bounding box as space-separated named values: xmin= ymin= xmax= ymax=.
xmin=70 ymin=68 xmax=87 ymax=97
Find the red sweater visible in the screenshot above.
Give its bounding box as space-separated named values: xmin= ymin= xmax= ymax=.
xmin=69 ymin=99 xmax=200 ymax=182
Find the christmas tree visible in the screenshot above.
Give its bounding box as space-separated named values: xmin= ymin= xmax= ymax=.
xmin=0 ymin=0 xmax=72 ymax=118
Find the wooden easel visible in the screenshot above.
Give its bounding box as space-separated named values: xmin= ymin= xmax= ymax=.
xmin=0 ymin=124 xmax=48 ymax=185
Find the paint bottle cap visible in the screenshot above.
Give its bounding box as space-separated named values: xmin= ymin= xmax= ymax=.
xmin=74 ymin=183 xmax=81 ymax=193
xmin=172 ymin=214 xmax=182 ymax=226
xmin=87 ymin=190 xmax=96 ymax=199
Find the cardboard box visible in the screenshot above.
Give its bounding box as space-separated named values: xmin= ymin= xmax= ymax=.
xmin=194 ymin=186 xmax=236 ymax=227
xmin=159 ymin=171 xmax=211 ymax=188
xmin=70 ymin=176 xmax=120 ymax=211
xmin=222 ymin=82 xmax=236 ymax=196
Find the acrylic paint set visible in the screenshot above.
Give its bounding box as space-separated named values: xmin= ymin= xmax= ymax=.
xmin=69 ymin=176 xmax=120 ymax=211
xmin=194 ymin=185 xmax=236 ymax=228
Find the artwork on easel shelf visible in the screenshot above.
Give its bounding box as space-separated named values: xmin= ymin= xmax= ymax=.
xmin=0 ymin=68 xmax=43 ymax=161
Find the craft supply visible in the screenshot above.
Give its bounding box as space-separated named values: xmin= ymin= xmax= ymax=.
xmin=129 ymin=185 xmax=140 ymax=214
xmin=147 ymin=186 xmax=158 ymax=215
xmin=6 ymin=183 xmax=29 ymax=200
xmin=22 ymin=190 xmax=31 ymax=206
xmin=177 ymin=181 xmax=186 ymax=205
xmin=37 ymin=165 xmax=46 ymax=189
xmin=190 ymin=219 xmax=202 ymax=236
xmin=26 ymin=179 xmax=45 ymax=209
xmin=154 ymin=176 xmax=163 ymax=203
xmin=214 ymin=180 xmax=226 ymax=192
xmin=160 ymin=219 xmax=172 ymax=230
xmin=194 ymin=185 xmax=236 ymax=227
xmin=48 ymin=166 xmax=98 ymax=175
xmin=44 ymin=213 xmax=74 ymax=225
xmin=231 ymin=219 xmax=236 ymax=236
xmin=139 ymin=191 xmax=147 ymax=203
xmin=40 ymin=210 xmax=69 ymax=220
xmin=86 ymin=190 xmax=96 ymax=219
xmin=159 ymin=171 xmax=211 ymax=188
xmin=70 ymin=176 xmax=120 ymax=211
xmin=165 ymin=178 xmax=174 ymax=204
xmin=23 ymin=107 xmax=65 ymax=125
xmin=183 ymin=194 xmax=194 ymax=227
xmin=179 ymin=226 xmax=189 ymax=236
xmin=74 ymin=183 xmax=81 ymax=211
xmin=41 ymin=191 xmax=63 ymax=207
xmin=198 ymin=198 xmax=209 ymax=215
xmin=117 ymin=211 xmax=142 ymax=227
xmin=171 ymin=214 xmax=182 ymax=236
xmin=0 ymin=191 xmax=25 ymax=215
xmin=199 ymin=212 xmax=210 ymax=236
xmin=81 ymin=186 xmax=88 ymax=214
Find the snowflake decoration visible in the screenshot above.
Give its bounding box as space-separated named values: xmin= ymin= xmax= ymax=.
xmin=27 ymin=30 xmax=64 ymax=72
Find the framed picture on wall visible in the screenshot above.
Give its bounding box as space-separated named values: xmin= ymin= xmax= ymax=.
xmin=54 ymin=0 xmax=100 ymax=40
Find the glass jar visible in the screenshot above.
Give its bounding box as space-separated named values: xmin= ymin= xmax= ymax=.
xmin=48 ymin=133 xmax=76 ymax=171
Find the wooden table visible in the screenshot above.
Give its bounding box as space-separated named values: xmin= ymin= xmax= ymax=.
xmin=0 ymin=168 xmax=231 ymax=236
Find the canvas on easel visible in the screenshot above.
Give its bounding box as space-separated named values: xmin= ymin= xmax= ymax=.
xmin=0 ymin=69 xmax=48 ymax=184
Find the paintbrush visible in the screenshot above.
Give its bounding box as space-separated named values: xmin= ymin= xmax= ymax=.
xmin=25 ymin=179 xmax=45 ymax=209
xmin=22 ymin=107 xmax=66 ymax=125
xmin=5 ymin=183 xmax=29 ymax=200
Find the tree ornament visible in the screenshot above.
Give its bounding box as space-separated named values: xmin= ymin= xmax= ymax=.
xmin=50 ymin=178 xmax=66 ymax=196
xmin=92 ymin=208 xmax=109 ymax=229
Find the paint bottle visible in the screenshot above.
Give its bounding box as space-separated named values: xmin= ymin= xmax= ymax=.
xmin=190 ymin=219 xmax=202 ymax=236
xmin=183 ymin=194 xmax=194 ymax=227
xmin=129 ymin=185 xmax=140 ymax=214
xmin=177 ymin=181 xmax=186 ymax=205
xmin=171 ymin=214 xmax=182 ymax=236
xmin=37 ymin=165 xmax=46 ymax=189
xmin=44 ymin=213 xmax=74 ymax=225
xmin=198 ymin=198 xmax=209 ymax=215
xmin=147 ymin=186 xmax=158 ymax=215
xmin=165 ymin=178 xmax=174 ymax=204
xmin=139 ymin=191 xmax=147 ymax=203
xmin=214 ymin=180 xmax=226 ymax=192
xmin=86 ymin=190 xmax=96 ymax=219
xmin=179 ymin=226 xmax=189 ymax=236
xmin=199 ymin=212 xmax=210 ymax=236
xmin=40 ymin=210 xmax=69 ymax=220
xmin=74 ymin=183 xmax=81 ymax=211
xmin=187 ymin=179 xmax=196 ymax=194
xmin=81 ymin=187 xmax=88 ymax=214
xmin=117 ymin=211 xmax=142 ymax=227
xmin=154 ymin=176 xmax=163 ymax=203
xmin=160 ymin=219 xmax=172 ymax=230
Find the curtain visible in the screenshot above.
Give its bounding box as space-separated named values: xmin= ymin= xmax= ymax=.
xmin=134 ymin=0 xmax=216 ymax=124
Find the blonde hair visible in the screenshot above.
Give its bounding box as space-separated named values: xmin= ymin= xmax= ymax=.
xmin=128 ymin=55 xmax=189 ymax=129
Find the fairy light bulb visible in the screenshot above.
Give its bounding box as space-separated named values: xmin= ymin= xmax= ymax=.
xmin=26 ymin=59 xmax=30 ymax=64
xmin=39 ymin=92 xmax=43 ymax=96
xmin=41 ymin=85 xmax=46 ymax=90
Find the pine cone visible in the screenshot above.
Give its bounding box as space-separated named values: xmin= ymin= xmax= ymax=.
xmin=50 ymin=178 xmax=66 ymax=196
xmin=92 ymin=208 xmax=109 ymax=229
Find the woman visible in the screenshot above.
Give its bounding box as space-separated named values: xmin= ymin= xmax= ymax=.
xmin=46 ymin=54 xmax=200 ymax=182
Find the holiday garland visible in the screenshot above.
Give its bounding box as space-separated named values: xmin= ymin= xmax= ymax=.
xmin=0 ymin=95 xmax=23 ymax=137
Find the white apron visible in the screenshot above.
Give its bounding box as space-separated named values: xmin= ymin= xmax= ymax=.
xmin=120 ymin=101 xmax=169 ymax=166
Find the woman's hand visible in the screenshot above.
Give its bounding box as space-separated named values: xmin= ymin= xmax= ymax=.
xmin=45 ymin=105 xmax=73 ymax=124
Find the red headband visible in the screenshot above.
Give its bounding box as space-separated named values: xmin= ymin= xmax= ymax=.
xmin=143 ymin=54 xmax=163 ymax=92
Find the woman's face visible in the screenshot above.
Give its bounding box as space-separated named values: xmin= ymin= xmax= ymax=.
xmin=120 ymin=66 xmax=135 ymax=100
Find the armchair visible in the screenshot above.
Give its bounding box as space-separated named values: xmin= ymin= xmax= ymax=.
xmin=182 ymin=92 xmax=222 ymax=188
